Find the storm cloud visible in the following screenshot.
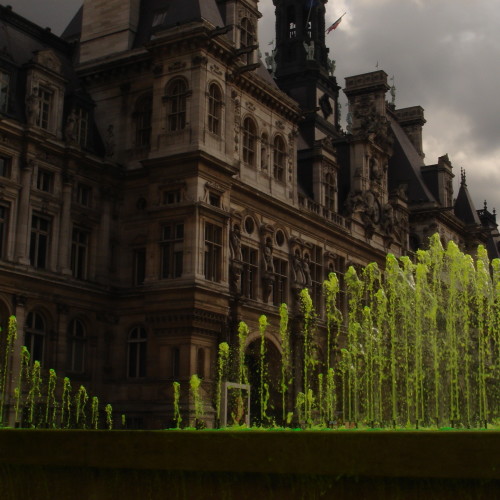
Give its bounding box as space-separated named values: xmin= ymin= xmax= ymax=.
xmin=13 ymin=0 xmax=500 ymax=212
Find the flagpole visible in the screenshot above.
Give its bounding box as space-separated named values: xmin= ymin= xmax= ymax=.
xmin=306 ymin=1 xmax=314 ymax=35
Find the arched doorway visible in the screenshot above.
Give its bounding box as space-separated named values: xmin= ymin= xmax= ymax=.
xmin=245 ymin=337 xmax=283 ymax=426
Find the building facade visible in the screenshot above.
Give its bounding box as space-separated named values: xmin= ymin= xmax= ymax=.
xmin=0 ymin=0 xmax=498 ymax=428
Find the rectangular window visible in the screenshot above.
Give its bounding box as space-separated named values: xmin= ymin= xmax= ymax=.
xmin=71 ymin=227 xmax=89 ymax=279
xmin=30 ymin=215 xmax=51 ymax=269
xmin=0 ymin=205 xmax=8 ymax=259
xmin=163 ymin=190 xmax=180 ymax=204
xmin=308 ymin=245 xmax=323 ymax=315
xmin=36 ymin=169 xmax=54 ymax=192
xmin=241 ymin=246 xmax=258 ymax=299
xmin=0 ymin=156 xmax=10 ymax=178
xmin=133 ymin=248 xmax=146 ymax=285
xmin=204 ymin=222 xmax=222 ymax=282
xmin=0 ymin=71 xmax=9 ymax=113
xmin=76 ymin=183 xmax=92 ymax=206
xmin=161 ymin=223 xmax=184 ymax=279
xmin=209 ymin=193 xmax=221 ymax=207
xmin=273 ymin=257 xmax=288 ymax=306
xmin=37 ymin=87 xmax=53 ymax=130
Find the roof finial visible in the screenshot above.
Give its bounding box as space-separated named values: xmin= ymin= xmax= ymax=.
xmin=484 ymin=200 xmax=488 ymax=210
xmin=460 ymin=168 xmax=467 ymax=186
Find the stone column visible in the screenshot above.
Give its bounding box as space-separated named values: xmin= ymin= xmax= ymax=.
xmin=58 ymin=175 xmax=73 ymax=275
xmin=15 ymin=161 xmax=34 ymax=265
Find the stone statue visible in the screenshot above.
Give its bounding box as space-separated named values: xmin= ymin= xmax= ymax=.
xmin=346 ymin=111 xmax=352 ymax=133
xmin=229 ymin=224 xmax=243 ymax=261
xmin=303 ymin=41 xmax=315 ymax=60
xmin=292 ymin=249 xmax=305 ymax=286
xmin=265 ymin=51 xmax=276 ymax=75
xmin=64 ymin=108 xmax=78 ymax=143
xmin=302 ymin=253 xmax=312 ymax=288
xmin=25 ymin=87 xmax=40 ymax=126
xmin=263 ymin=237 xmax=274 ymax=273
xmin=105 ymin=125 xmax=115 ymax=158
xmin=327 ymin=57 xmax=336 ymax=76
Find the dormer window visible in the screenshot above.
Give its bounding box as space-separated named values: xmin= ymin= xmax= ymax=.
xmin=37 ymin=86 xmax=53 ymax=130
xmin=152 ymin=9 xmax=168 ymax=28
xmin=240 ymin=18 xmax=255 ymax=65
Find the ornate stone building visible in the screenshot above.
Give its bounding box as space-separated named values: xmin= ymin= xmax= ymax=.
xmin=0 ymin=0 xmax=498 ymax=428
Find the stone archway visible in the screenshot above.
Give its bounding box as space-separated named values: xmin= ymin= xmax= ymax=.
xmin=245 ymin=337 xmax=282 ymax=426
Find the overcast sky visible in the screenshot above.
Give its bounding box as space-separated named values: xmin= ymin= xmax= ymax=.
xmin=11 ymin=0 xmax=500 ymax=214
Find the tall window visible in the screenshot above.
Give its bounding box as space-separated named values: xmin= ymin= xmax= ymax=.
xmin=67 ymin=319 xmax=86 ymax=373
xmin=161 ymin=222 xmax=183 ymax=279
xmin=71 ymin=227 xmax=89 ymax=279
xmin=75 ymin=108 xmax=89 ymax=148
xmin=0 ymin=205 xmax=8 ymax=259
xmin=308 ymin=246 xmax=323 ymax=315
xmin=204 ymin=222 xmax=222 ymax=282
xmin=273 ymin=135 xmax=286 ymax=182
xmin=37 ymin=87 xmax=53 ymax=130
xmin=133 ymin=248 xmax=146 ymax=286
xmin=0 ymin=156 xmax=11 ymax=178
xmin=134 ymin=93 xmax=152 ymax=148
xmin=166 ymin=79 xmax=187 ymax=132
xmin=273 ymin=258 xmax=288 ymax=306
xmin=30 ymin=215 xmax=50 ymax=269
xmin=241 ymin=246 xmax=258 ymax=299
xmin=287 ymin=6 xmax=296 ymax=38
xmin=325 ymin=173 xmax=336 ymax=212
xmin=25 ymin=311 xmax=45 ymax=364
xmin=36 ymin=168 xmax=54 ymax=192
xmin=0 ymin=71 xmax=9 ymax=113
xmin=240 ymin=18 xmax=255 ymax=65
xmin=127 ymin=327 xmax=147 ymax=378
xmin=171 ymin=347 xmax=180 ymax=378
xmin=76 ymin=183 xmax=92 ymax=207
xmin=242 ymin=117 xmax=256 ymax=166
xmin=207 ymin=83 xmax=222 ymax=135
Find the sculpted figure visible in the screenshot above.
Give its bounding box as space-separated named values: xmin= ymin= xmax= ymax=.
xmin=292 ymin=249 xmax=305 ymax=285
xmin=25 ymin=88 xmax=40 ymax=126
xmin=229 ymin=224 xmax=243 ymax=261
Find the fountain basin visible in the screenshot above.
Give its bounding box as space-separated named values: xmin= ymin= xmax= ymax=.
xmin=0 ymin=429 xmax=499 ymax=499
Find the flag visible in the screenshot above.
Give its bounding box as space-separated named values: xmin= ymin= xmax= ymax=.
xmin=326 ymin=13 xmax=345 ymax=34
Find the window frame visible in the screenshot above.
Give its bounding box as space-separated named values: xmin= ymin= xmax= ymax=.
xmin=127 ymin=327 xmax=147 ymax=379
xmin=204 ymin=222 xmax=223 ymax=282
xmin=242 ymin=117 xmax=257 ymax=167
xmin=71 ymin=226 xmax=90 ymax=280
xmin=273 ymin=135 xmax=286 ymax=182
xmin=207 ymin=83 xmax=222 ymax=136
xmin=0 ymin=70 xmax=9 ymax=114
xmin=25 ymin=311 xmax=46 ymax=365
xmin=166 ymin=79 xmax=188 ymax=132
xmin=67 ymin=318 xmax=86 ymax=374
xmin=30 ymin=214 xmax=51 ymax=269
xmin=134 ymin=93 xmax=153 ymax=148
xmin=160 ymin=222 xmax=184 ymax=279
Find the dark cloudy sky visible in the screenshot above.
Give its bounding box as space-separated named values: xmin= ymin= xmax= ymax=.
xmin=11 ymin=0 xmax=500 ymax=214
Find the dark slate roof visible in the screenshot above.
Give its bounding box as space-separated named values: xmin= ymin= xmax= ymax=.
xmin=387 ymin=114 xmax=436 ymax=204
xmin=454 ymin=180 xmax=481 ymax=225
xmin=61 ymin=6 xmax=83 ymax=42
xmin=136 ymin=0 xmax=224 ymax=45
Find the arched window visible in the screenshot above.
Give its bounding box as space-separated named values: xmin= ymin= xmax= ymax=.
xmin=242 ymin=117 xmax=257 ymax=166
xmin=134 ymin=93 xmax=152 ymax=148
xmin=25 ymin=311 xmax=46 ymax=365
xmin=273 ymin=135 xmax=286 ymax=182
xmin=324 ymin=172 xmax=337 ymax=212
xmin=240 ymin=18 xmax=255 ymax=65
xmin=67 ymin=319 xmax=86 ymax=373
xmin=127 ymin=327 xmax=147 ymax=378
xmin=207 ymin=83 xmax=222 ymax=136
xmin=166 ymin=79 xmax=188 ymax=132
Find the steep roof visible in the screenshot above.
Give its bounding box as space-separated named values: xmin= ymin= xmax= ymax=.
xmin=454 ymin=176 xmax=481 ymax=225
xmin=387 ymin=114 xmax=436 ymax=205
